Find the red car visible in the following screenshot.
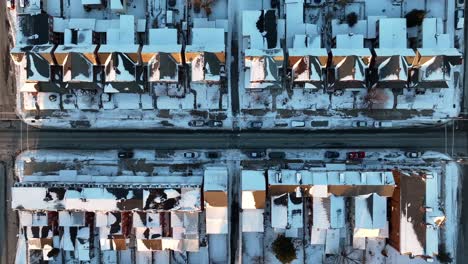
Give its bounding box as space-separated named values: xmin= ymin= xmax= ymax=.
xmin=347 ymin=151 xmax=365 ymax=160
xmin=7 ymin=0 xmax=16 ymax=10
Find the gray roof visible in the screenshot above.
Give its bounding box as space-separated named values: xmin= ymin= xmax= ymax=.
xmin=148 ymin=53 xmax=178 ymax=82
xmin=26 ymin=52 xmax=50 ymax=81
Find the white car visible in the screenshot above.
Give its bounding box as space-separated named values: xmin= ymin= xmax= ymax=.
xmin=291 ymin=121 xmax=306 ymax=127
xmin=373 ymin=121 xmax=392 ymax=128
xmin=184 ymin=152 xmax=199 ymax=158
xmin=353 ymin=121 xmax=368 ymax=127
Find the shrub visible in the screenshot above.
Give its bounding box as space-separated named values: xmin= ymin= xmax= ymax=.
xmin=272 ymin=235 xmax=297 ymax=264
xmin=346 ymin=12 xmax=358 ymax=27
xmin=405 ymin=9 xmax=426 ymax=27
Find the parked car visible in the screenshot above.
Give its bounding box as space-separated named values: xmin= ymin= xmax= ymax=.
xmin=456 ymin=8 xmax=465 ymax=29
xmin=324 ymin=151 xmax=340 ymax=159
xmin=269 ymin=152 xmax=286 ymax=159
xmin=207 ymin=120 xmax=223 ymax=127
xmin=291 ymin=121 xmax=306 ymax=127
xmin=405 ymin=151 xmax=422 ymax=158
xmin=373 ymin=121 xmax=393 ymax=128
xmin=188 ymin=120 xmax=205 ymax=127
xmin=7 ymin=0 xmax=15 ymax=9
xmin=250 ymin=121 xmax=263 ymax=129
xmin=206 ymin=152 xmax=220 ymax=159
xmin=248 ymin=151 xmax=265 ymax=158
xmin=352 ymin=121 xmax=368 ymax=127
xmin=184 ymin=152 xmax=199 ymax=158
xmin=347 ymin=151 xmax=365 ymax=160
xmin=118 ymin=150 xmax=134 ymax=159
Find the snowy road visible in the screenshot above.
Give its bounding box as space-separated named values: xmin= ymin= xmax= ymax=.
xmin=0 ymin=124 xmax=463 ymax=155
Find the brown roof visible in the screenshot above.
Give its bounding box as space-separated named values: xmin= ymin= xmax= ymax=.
xmin=204 ymin=191 xmax=228 ymax=207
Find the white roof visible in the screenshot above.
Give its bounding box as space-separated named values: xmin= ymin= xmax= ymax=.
xmin=378 ymin=18 xmax=407 ymax=49
xmin=205 ymin=207 xmax=228 ymax=234
xmin=292 ymin=34 xmax=321 ymax=49
xmin=336 ymin=34 xmax=364 ymax=49
xmin=82 ymin=0 xmax=102 ymax=4
xmin=110 ymin=0 xmax=125 ymax=11
xmin=422 ymin=18 xmax=449 ymax=48
xmin=19 ymin=175 xmax=202 ymax=185
xmin=417 ymin=48 xmax=461 ymax=57
xmin=148 ymin=28 xmax=178 ymax=46
xmin=331 ymin=19 xmax=367 ymax=38
xmin=204 ymin=167 xmax=228 ymax=191
xmin=288 ymin=47 xmax=328 ymax=57
xmin=331 ymin=48 xmax=371 ymax=57
xmin=242 ymin=10 xmax=265 ymax=49
xmin=242 ymin=209 xmax=264 ymax=232
xmin=241 ymin=170 xmax=265 ymax=191
xmin=310 ymin=227 xmax=326 ymax=245
xmin=271 ymin=195 xmax=288 ymax=229
xmin=354 ymin=194 xmax=387 ymax=229
xmin=67 ymin=18 xmax=96 ymax=30
xmin=312 ymin=195 xmax=345 ymax=229
xmin=59 ymin=211 xmax=85 ymax=227
xmin=268 ymin=170 xmax=395 ymax=186
xmin=188 ymin=28 xmax=225 ymax=53
xmin=325 ymin=229 xmax=340 ymax=254
xmin=374 ymin=48 xmax=415 ymax=57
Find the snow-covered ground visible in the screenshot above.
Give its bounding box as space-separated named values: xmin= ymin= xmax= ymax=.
xmin=8 ymin=0 xmax=464 ymax=130
xmin=235 ymin=0 xmax=464 ymax=131
xmin=12 ymin=0 xmax=232 ymax=129
xmin=13 ymin=149 xmax=461 ymax=263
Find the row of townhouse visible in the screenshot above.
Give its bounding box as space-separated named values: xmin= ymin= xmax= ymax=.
xmin=11 ymin=13 xmax=227 ymax=95
xmin=242 ymin=5 xmax=462 ymax=91
xmin=241 ymin=167 xmax=444 ymax=261
xmin=11 ymin=163 xmax=446 ymax=262
xmin=11 ymin=167 xmax=229 ymax=263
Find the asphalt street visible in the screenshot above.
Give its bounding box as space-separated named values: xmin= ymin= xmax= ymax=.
xmin=0 ymin=125 xmax=464 ymax=154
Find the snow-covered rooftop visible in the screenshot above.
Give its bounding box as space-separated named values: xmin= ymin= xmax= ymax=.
xmin=390 ymin=170 xmax=444 ymax=257
xmin=12 ymin=186 xmax=202 ymax=212
xmin=332 ymin=19 xmax=367 ymax=38
xmin=354 ymin=193 xmax=387 ymax=229
xmin=242 ymin=10 xmax=279 ymax=50
xmin=422 ymin=18 xmax=450 ymax=49
xmin=312 ymin=195 xmax=345 ymax=229
xmin=242 ymin=209 xmax=264 ymax=233
xmin=378 ymin=18 xmax=408 ymax=49
xmin=241 ymin=170 xmax=266 ymax=210
xmin=267 ymin=170 xmax=395 ymax=197
xmin=271 ymin=192 xmax=303 ymax=230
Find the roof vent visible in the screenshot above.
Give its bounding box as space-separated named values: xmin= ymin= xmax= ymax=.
xmin=296 ymin=172 xmax=302 ymax=184
xmin=276 ymin=172 xmax=282 ymax=183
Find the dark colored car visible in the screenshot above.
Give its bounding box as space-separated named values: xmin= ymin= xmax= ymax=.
xmin=250 ymin=121 xmax=263 ymax=129
xmin=347 ymin=151 xmax=365 ymax=160
xmin=324 ymin=151 xmax=340 ymax=159
xmin=207 ymin=120 xmax=223 ymax=127
xmin=248 ymin=151 xmax=265 ymax=158
xmin=188 ymin=120 xmax=205 ymax=127
xmin=269 ymin=152 xmax=286 ymax=159
xmin=405 ymin=151 xmax=422 ymax=158
xmin=206 ymin=152 xmax=220 ymax=159
xmin=118 ymin=151 xmax=134 ymax=159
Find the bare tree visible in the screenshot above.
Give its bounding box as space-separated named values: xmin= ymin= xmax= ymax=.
xmin=365 ymin=88 xmax=389 ymax=109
